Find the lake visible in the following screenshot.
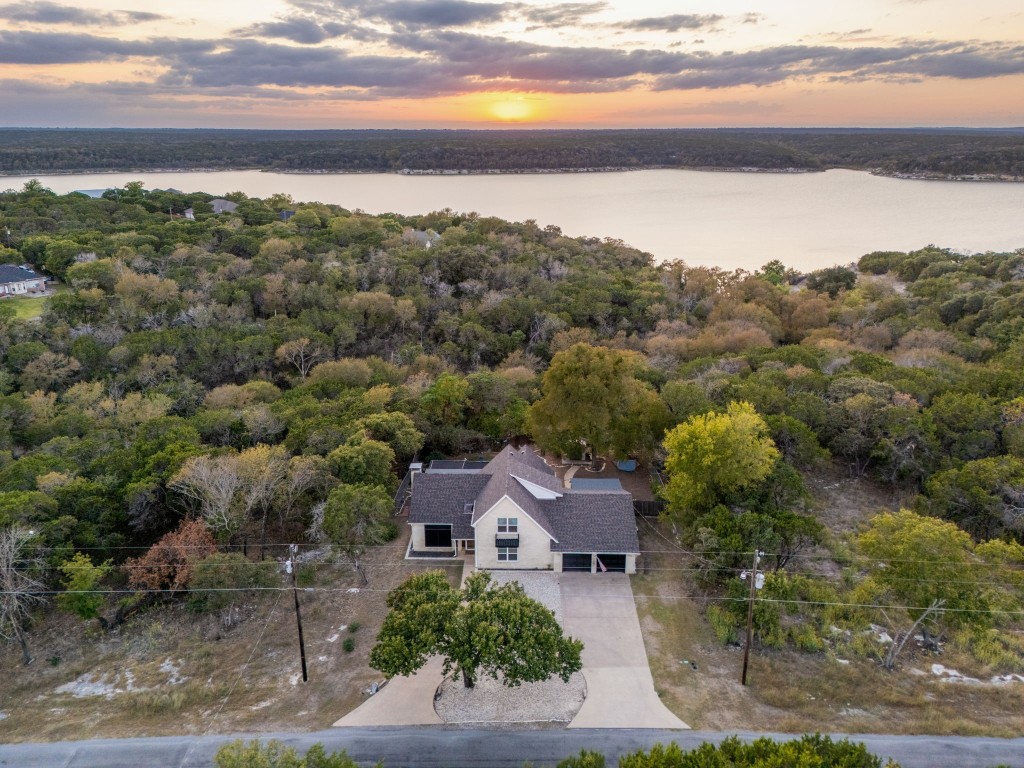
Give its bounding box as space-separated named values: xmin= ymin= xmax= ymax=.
xmin=4 ymin=168 xmax=1023 ymax=272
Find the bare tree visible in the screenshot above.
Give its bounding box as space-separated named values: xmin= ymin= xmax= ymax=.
xmin=275 ymin=337 xmax=327 ymax=379
xmin=0 ymin=527 xmax=46 ymax=665
xmin=236 ymin=445 xmax=290 ymax=559
xmin=169 ymin=454 xmax=244 ymax=537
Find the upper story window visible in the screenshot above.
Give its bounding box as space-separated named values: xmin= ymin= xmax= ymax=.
xmin=497 ymin=517 xmax=518 ymax=534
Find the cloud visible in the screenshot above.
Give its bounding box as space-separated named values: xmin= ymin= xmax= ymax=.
xmin=235 ymin=18 xmax=383 ymax=44
xmin=0 ymin=1 xmax=166 ymax=26
xmin=520 ymin=2 xmax=607 ymax=27
xmin=614 ymin=14 xmax=724 ymax=33
xmin=342 ymin=0 xmax=514 ymax=29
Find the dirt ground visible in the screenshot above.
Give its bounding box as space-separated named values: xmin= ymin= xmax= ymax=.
xmin=632 ymin=471 xmax=1024 ymax=737
xmin=0 ymin=523 xmax=462 ymax=743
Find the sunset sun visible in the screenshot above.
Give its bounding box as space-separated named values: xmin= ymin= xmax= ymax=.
xmin=490 ymin=98 xmax=534 ymax=122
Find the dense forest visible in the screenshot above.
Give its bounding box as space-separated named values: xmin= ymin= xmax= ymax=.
xmin=0 ymin=179 xmax=1022 ymax=677
xmin=2 ymin=128 xmax=1024 ymax=177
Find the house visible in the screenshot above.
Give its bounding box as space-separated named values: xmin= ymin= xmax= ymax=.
xmin=0 ymin=265 xmax=46 ymax=296
xmin=74 ymin=251 xmax=98 ymax=264
xmin=184 ymin=208 xmax=196 ymax=221
xmin=402 ymin=228 xmax=441 ymax=249
xmin=279 ymin=210 xmax=296 ymax=221
xmin=408 ymin=446 xmax=640 ymax=573
xmin=209 ymin=198 xmax=239 ymax=215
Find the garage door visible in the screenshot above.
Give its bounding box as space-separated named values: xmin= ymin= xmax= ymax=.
xmin=596 ymin=554 xmax=627 ymax=572
xmin=562 ymin=553 xmax=592 ymax=572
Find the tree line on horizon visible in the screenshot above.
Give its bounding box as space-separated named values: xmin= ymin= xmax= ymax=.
xmin=1 ymin=128 xmax=1023 ymax=176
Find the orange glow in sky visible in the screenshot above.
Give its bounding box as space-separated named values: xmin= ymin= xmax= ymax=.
xmin=489 ymin=98 xmax=535 ymax=123
xmin=0 ymin=0 xmax=1023 ymax=127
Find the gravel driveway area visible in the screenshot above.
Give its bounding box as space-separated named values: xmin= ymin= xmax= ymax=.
xmin=487 ymin=570 xmax=564 ymax=622
xmin=435 ymin=571 xmax=585 ymax=725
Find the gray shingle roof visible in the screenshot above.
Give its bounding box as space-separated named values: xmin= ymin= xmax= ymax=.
xmin=409 ymin=473 xmax=489 ymax=539
xmin=411 ymin=445 xmax=639 ymax=555
xmin=0 ymin=265 xmax=43 ymax=285
xmin=547 ymin=492 xmax=638 ymax=553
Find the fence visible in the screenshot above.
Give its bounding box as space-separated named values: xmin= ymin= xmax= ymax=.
xmin=393 ymin=468 xmax=414 ymax=515
xmin=634 ymin=499 xmax=666 ymax=517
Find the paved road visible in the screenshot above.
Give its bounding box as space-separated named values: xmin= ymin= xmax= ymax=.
xmin=1 ymin=727 xmax=1022 ymax=767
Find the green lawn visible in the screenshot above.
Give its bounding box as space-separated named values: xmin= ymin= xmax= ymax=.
xmin=4 ymin=294 xmax=48 ymax=319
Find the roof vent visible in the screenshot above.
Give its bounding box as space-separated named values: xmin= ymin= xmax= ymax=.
xmin=463 ymin=502 xmax=474 ymax=514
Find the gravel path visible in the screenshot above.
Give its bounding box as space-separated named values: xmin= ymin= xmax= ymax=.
xmin=435 ymin=571 xmax=586 ymax=724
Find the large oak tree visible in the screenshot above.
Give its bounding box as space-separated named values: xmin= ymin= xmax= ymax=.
xmin=370 ymin=571 xmax=582 ymax=688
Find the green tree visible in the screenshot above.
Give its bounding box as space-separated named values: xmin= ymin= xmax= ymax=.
xmin=527 ymin=343 xmax=663 ymax=465
xmin=857 ymin=509 xmax=994 ymax=667
xmin=56 ymin=552 xmax=111 ymax=621
xmin=662 ymin=401 xmax=779 ymax=515
xmin=318 ymin=483 xmax=394 ymax=583
xmin=805 ymin=265 xmax=857 ymax=297
xmin=370 ymin=570 xmax=583 ymax=688
xmin=328 ymin=438 xmax=396 ymax=490
xmin=920 ymin=456 xmax=1024 ymax=541
xmin=418 ymin=373 xmax=469 ymax=426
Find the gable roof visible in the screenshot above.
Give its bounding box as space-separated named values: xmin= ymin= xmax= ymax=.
xmin=0 ymin=265 xmax=43 ymax=285
xmin=410 ymin=444 xmax=639 ymax=555
xmin=471 ymin=448 xmax=559 ymax=541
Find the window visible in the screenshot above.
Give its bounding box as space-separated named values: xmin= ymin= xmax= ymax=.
xmin=497 ymin=517 xmax=518 ymax=534
xmin=424 ymin=524 xmax=452 ymax=548
xmin=497 ymin=547 xmax=518 ymax=562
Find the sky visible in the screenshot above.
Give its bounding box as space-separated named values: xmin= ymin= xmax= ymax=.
xmin=1 ymin=0 xmax=1023 ymax=128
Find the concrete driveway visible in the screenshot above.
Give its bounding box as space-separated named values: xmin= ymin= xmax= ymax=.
xmin=561 ymin=573 xmax=688 ymax=729
xmin=334 ymin=571 xmax=687 ymax=729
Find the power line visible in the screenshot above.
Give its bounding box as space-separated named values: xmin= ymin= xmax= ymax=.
xmin=6 ymin=586 xmax=1023 ymax=616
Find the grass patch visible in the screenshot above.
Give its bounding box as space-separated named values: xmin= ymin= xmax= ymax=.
xmin=3 ymin=294 xmax=47 ymax=319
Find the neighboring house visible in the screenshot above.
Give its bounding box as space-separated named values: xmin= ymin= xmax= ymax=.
xmin=279 ymin=210 xmax=296 ymax=221
xmin=74 ymin=251 xmax=98 ymax=264
xmin=184 ymin=208 xmax=196 ymax=221
xmin=0 ymin=265 xmax=46 ymax=296
xmin=408 ymin=446 xmax=640 ymax=573
xmin=403 ymin=228 xmax=441 ymax=248
xmin=209 ymin=198 xmax=239 ymax=215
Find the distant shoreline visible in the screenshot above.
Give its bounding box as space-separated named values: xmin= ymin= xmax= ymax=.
xmin=2 ymin=165 xmax=1022 ymax=182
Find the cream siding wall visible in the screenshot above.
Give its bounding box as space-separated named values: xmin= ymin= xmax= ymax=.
xmin=625 ymin=554 xmax=637 ymax=575
xmin=474 ymin=496 xmax=554 ymax=570
xmin=410 ymin=523 xmax=426 ymax=550
xmin=0 ymin=279 xmax=43 ymax=295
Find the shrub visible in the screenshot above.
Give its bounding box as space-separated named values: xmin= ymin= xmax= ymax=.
xmin=188 ymin=552 xmax=279 ymax=612
xmin=556 ymin=750 xmax=606 ymax=768
xmin=215 ymin=739 xmax=363 ymax=768
xmin=342 ymin=637 xmax=355 ymax=653
xmin=706 ymin=606 xmax=738 ymax=645
xmin=617 ymin=735 xmax=900 ymax=767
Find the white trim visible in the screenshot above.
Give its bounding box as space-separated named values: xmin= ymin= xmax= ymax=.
xmin=511 ymin=474 xmax=562 ymax=499
xmin=471 ymin=494 xmax=558 ymax=543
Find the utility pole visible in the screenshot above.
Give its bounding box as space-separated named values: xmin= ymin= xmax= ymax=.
xmin=286 ymin=544 xmax=308 ymax=683
xmin=740 ymin=550 xmax=763 ymax=686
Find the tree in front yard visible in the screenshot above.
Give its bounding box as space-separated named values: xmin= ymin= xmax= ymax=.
xmin=370 ymin=571 xmax=583 ymax=688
